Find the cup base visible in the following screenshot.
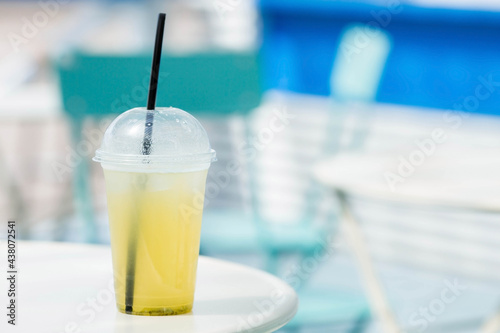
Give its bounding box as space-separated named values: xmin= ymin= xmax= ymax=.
xmin=117 ymin=304 xmax=193 ymax=316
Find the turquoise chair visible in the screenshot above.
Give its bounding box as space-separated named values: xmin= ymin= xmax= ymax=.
xmin=329 ymin=23 xmax=392 ymax=152
xmin=201 ymin=23 xmax=391 ymax=332
xmin=56 ymin=51 xmax=261 ymax=243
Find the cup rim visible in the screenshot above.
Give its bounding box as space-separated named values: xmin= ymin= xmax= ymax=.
xmin=93 ymin=148 xmax=217 ymax=166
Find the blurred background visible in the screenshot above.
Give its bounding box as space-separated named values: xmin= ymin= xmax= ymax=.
xmin=1 ymin=0 xmax=500 ymax=332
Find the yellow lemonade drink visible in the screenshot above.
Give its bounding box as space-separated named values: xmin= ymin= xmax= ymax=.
xmin=94 ymin=106 xmax=215 ymax=316
xmin=104 ymin=169 xmax=207 ymax=315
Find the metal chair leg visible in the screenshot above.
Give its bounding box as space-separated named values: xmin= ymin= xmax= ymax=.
xmin=336 ymin=190 xmax=402 ymax=333
xmin=70 ymin=118 xmax=98 ymax=243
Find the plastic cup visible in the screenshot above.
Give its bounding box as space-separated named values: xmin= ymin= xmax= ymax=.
xmin=93 ymin=107 xmax=216 ymax=316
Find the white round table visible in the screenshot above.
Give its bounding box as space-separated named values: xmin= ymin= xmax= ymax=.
xmin=314 ymin=150 xmax=500 ymax=333
xmin=2 ymin=242 xmax=297 ymax=333
xmin=314 ymin=149 xmax=500 ymax=212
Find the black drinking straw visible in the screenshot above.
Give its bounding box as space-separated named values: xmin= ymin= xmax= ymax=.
xmin=125 ymin=13 xmax=166 ymax=314
xmin=143 ymin=12 xmax=166 ymax=155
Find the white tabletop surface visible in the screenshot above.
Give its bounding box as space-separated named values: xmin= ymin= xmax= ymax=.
xmin=1 ymin=241 xmax=297 ymax=333
xmin=315 ymin=148 xmax=500 ymax=212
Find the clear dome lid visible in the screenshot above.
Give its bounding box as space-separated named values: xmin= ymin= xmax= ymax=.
xmin=93 ymin=107 xmax=216 ymax=172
